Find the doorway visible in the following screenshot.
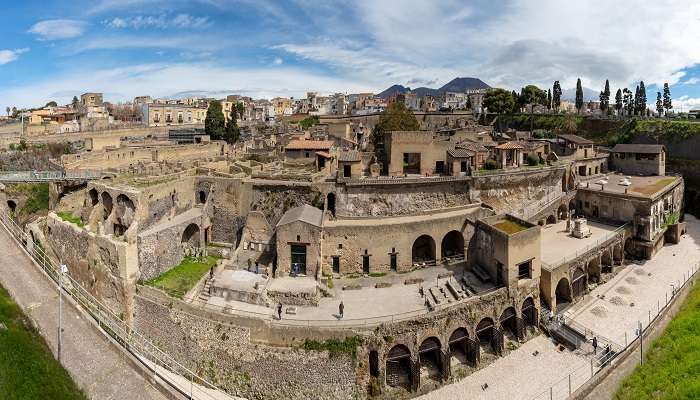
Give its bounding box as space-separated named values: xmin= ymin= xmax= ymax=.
xmin=291 ymin=244 xmax=307 ymax=275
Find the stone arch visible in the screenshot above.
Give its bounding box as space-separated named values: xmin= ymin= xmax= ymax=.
xmin=369 ymin=350 xmax=380 ymax=378
xmin=88 ymin=188 xmax=98 ymax=206
xmin=555 ymin=277 xmax=572 ymax=312
xmin=572 ymin=267 xmax=587 ymax=299
xmin=418 ymin=337 xmax=443 ymax=382
xmin=586 ymin=257 xmax=601 ymax=283
xmin=101 ymin=192 xmax=113 ymax=221
xmin=557 ymin=204 xmax=568 ymax=220
xmin=613 ymin=243 xmax=624 ymax=265
xmin=6 ymin=200 xmax=16 ymax=213
xmin=569 ymin=200 xmax=576 ymax=215
xmin=499 ymin=306 xmax=518 ymax=337
xmin=448 ymin=328 xmax=470 ymax=365
xmin=412 ymin=235 xmax=436 ymax=264
xmin=181 ymin=223 xmax=201 ymax=247
xmin=198 ymin=190 xmax=207 ymax=204
xmin=114 ymin=194 xmax=136 ymax=236
xmin=440 ymin=230 xmax=464 ymax=259
xmin=546 ymin=215 xmax=557 ymax=225
xmin=521 ymin=297 xmax=537 ymax=326
xmin=385 ymin=344 xmax=412 ymax=390
xmin=601 ymin=248 xmax=613 ymax=274
xmin=476 ymin=317 xmax=497 ymax=354
xmin=326 ymin=192 xmax=336 ymax=217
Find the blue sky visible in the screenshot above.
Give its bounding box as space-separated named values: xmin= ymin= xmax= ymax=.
xmin=2 ymin=0 xmax=700 ymax=111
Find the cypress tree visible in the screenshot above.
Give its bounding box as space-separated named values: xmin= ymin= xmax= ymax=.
xmin=656 ymin=92 xmax=663 ymax=116
xmin=552 ymin=81 xmax=562 ymax=112
xmin=662 ymin=83 xmax=673 ymax=116
xmin=575 ymin=78 xmax=584 ymax=113
xmin=615 ymin=89 xmax=623 ymax=116
xmin=225 ymin=104 xmax=240 ymax=144
xmin=205 ymin=100 xmax=226 ymax=140
xmin=547 ymin=89 xmax=552 ymax=110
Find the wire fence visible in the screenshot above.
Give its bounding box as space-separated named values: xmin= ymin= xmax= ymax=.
xmin=529 ymin=261 xmax=699 ymax=400
xmin=0 ymin=211 xmax=239 ymax=400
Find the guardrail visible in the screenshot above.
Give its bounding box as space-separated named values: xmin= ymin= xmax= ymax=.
xmin=471 ymin=161 xmax=569 ymax=177
xmin=529 ymin=262 xmax=699 ymax=400
xmin=541 ymin=222 xmax=630 ymax=270
xmin=0 ymin=212 xmax=239 ymax=400
xmin=0 ymin=170 xmax=105 ymax=182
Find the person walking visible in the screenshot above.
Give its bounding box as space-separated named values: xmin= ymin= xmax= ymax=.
xmin=277 ymin=302 xmax=283 ymax=320
xmin=592 ymin=336 xmax=598 ymax=355
xmin=209 ymin=266 xmax=214 ymax=280
xmin=339 ymin=301 xmax=344 ymax=319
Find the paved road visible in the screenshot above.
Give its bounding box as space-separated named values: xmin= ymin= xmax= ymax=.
xmin=0 ymin=226 xmax=168 ymax=400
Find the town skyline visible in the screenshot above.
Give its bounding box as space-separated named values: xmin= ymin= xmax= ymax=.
xmin=2 ymin=0 xmax=700 ymax=111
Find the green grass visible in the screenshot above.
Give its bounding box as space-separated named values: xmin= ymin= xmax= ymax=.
xmin=0 ymin=283 xmax=88 ymax=400
xmin=56 ymin=212 xmax=84 ymax=228
xmin=494 ymin=219 xmax=529 ymax=234
xmin=301 ymin=336 xmax=363 ymax=358
xmin=368 ymin=272 xmax=387 ymax=278
xmin=144 ymin=256 xmax=219 ymax=299
xmin=615 ymin=281 xmax=700 ymax=400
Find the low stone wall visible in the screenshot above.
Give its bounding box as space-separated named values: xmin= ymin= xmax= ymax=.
xmin=133 ymin=294 xmax=358 ymax=400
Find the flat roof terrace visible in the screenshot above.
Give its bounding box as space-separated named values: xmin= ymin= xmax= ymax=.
xmin=541 ymin=219 xmax=625 ymax=270
xmin=579 ymin=173 xmax=680 ymax=198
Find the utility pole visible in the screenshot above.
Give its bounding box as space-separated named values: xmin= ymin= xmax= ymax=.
xmin=639 ymin=321 xmax=643 ymax=365
xmin=58 ymin=263 xmax=67 ymax=363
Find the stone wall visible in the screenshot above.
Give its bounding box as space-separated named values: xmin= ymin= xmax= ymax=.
xmin=133 ymin=295 xmax=358 ymax=400
xmin=251 ymin=181 xmax=320 ymax=227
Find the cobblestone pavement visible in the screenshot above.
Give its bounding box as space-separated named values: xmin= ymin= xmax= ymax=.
xmin=0 ymin=226 xmax=168 ymax=400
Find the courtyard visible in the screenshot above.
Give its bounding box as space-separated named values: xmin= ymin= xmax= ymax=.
xmin=540 ymin=219 xmax=623 ymax=268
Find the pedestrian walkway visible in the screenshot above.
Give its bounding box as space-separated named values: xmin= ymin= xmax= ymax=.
xmin=0 ymin=226 xmax=168 ymax=400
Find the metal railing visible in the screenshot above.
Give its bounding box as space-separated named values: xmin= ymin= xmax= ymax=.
xmin=0 ymin=170 xmax=104 ymax=182
xmin=529 ymin=262 xmax=699 ymax=400
xmin=541 ymin=222 xmax=630 ymax=270
xmin=0 ymin=212 xmax=239 ymax=400
xmin=472 ymin=161 xmax=568 ymax=177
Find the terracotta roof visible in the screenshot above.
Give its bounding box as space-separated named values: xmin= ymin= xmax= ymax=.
xmin=315 ymin=151 xmax=331 ymax=158
xmin=338 ymin=150 xmax=361 ymax=162
xmin=277 ymin=204 xmax=323 ymax=228
xmin=285 ymin=140 xmax=333 ymax=150
xmin=495 ymin=142 xmax=524 ymax=150
xmin=558 ymin=134 xmax=593 ymax=145
xmin=611 ymin=144 xmax=664 ymax=154
xmin=447 ymin=148 xmax=476 ymax=158
xmin=457 ymin=141 xmax=489 ymax=153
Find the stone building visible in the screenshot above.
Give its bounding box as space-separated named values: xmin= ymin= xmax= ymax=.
xmin=611 ymin=144 xmax=665 ymax=176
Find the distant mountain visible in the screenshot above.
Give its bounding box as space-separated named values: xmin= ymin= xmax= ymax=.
xmin=376 ymin=77 xmax=491 ymax=99
xmin=561 ymin=86 xmax=599 ymax=102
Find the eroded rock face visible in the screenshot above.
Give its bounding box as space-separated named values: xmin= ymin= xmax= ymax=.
xmin=133 ymin=297 xmax=357 ymax=400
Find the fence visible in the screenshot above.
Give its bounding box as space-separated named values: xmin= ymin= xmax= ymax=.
xmin=0 ymin=211 xmax=239 ymax=400
xmin=0 ymin=170 xmax=104 ymax=182
xmin=528 ymin=262 xmax=699 ymax=400
xmin=541 ymin=222 xmax=630 ymax=271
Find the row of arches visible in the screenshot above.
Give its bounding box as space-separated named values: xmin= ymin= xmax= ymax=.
xmin=411 ymin=231 xmax=465 ymax=264
xmin=380 ymin=297 xmax=538 ymax=391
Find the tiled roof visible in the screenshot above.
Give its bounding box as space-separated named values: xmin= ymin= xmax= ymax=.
xmin=611 ymin=144 xmax=664 ymax=154
xmin=447 ymin=148 xmax=476 ymax=158
xmin=285 ymin=140 xmax=333 ymax=150
xmin=495 ymin=142 xmax=524 ymax=150
xmin=558 ymin=134 xmax=593 ymax=145
xmin=277 ymin=204 xmax=323 ymax=227
xmin=337 ymin=150 xmax=361 ymax=162
xmin=457 ymin=141 xmax=489 ymax=153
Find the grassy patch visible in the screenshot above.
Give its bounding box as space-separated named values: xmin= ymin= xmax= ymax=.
xmin=56 ymin=211 xmax=84 ymax=228
xmin=301 ymin=336 xmax=363 ymax=358
xmin=614 ymin=280 xmax=700 ymax=400
xmin=0 ymin=284 xmax=88 ymax=400
xmin=368 ymin=272 xmax=387 ymax=278
xmin=493 ymin=219 xmax=529 ymax=234
xmin=631 ymin=177 xmax=677 ymax=196
xmin=144 ymin=256 xmax=219 ymax=299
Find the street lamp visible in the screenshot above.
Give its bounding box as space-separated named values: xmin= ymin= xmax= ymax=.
xmin=58 ymin=263 xmax=67 ymax=363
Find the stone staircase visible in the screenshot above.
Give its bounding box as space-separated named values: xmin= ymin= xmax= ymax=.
xmin=198 ymin=278 xmax=213 ymax=303
xmin=424 ymin=277 xmax=471 ymax=310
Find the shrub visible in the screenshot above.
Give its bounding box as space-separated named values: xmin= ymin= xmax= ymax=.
xmin=526 ymin=153 xmax=540 ymax=166
xmin=483 ymin=159 xmax=499 ymax=170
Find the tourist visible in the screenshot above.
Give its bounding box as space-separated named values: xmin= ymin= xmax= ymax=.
xmin=592 ymin=336 xmax=598 ymax=355
xmin=209 ymin=266 xmax=214 ymax=280
xmin=277 ymin=302 xmax=283 ymax=320
xmin=255 ymin=262 xmax=259 ymax=274
xmin=339 ymin=301 xmax=344 ymax=319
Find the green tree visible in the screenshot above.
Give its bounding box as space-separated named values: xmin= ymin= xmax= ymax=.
xmin=638 ymin=81 xmax=647 ymax=115
xmin=615 ymin=89 xmax=623 ymax=116
xmin=623 ymin=88 xmax=633 ymax=116
xmin=371 ymin=102 xmax=419 ymax=168
xmin=204 ymin=100 xmax=226 ymax=140
xmin=662 ymin=83 xmax=673 ymax=116
xmin=552 ymin=81 xmax=562 ymax=112
xmin=546 ymin=89 xmax=552 ymax=111
xmin=521 ymin=85 xmax=547 ymax=113
xmin=11 ymin=106 xmax=17 ymax=118
xmin=482 ymin=88 xmax=516 ymax=114
xmin=655 ymin=92 xmax=663 ymax=116
xmin=224 ymin=105 xmax=240 ymax=144
xmin=5 ymin=106 xmax=9 ymax=117
xmin=575 ymin=78 xmax=584 ymax=113
xmin=236 ymin=102 xmax=245 ymax=119
xmin=71 ymin=96 xmax=79 ymax=109
xmin=599 ymin=79 xmax=610 ymax=112
xmin=45 ymin=101 xmax=58 ymax=108
xmin=465 ymin=96 xmax=472 ymax=110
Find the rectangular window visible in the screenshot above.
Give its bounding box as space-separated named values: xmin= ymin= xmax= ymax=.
xmin=517 ymin=260 xmax=531 ymax=279
xmin=343 ymin=164 xmax=351 ymax=178
xmin=290 ymin=245 xmax=307 ymax=275
xmin=332 ymin=256 xmax=340 ymax=274
xmin=435 ymin=160 xmax=445 ymax=174
xmin=390 ymin=253 xmax=397 ymax=271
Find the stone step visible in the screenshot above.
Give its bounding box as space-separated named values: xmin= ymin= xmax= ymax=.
xmin=445 ymin=278 xmax=466 ymax=300
xmin=472 ymin=264 xmax=491 ymax=283
xmin=428 ymin=287 xmax=443 ymax=305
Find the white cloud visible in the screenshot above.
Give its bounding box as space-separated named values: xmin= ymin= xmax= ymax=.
xmin=104 ymin=14 xmax=210 ymax=29
xmin=682 ymin=77 xmax=700 ymax=85
xmin=69 ymin=34 xmax=218 ymax=54
xmin=28 ymin=19 xmax=86 ymax=40
xmin=672 ymin=95 xmax=700 ymax=112
xmin=272 ymin=57 xmax=283 ymax=65
xmin=0 ymin=63 xmax=375 ymax=110
xmin=0 ymin=48 xmax=29 ymax=65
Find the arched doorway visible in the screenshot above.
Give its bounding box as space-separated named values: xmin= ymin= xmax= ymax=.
xmin=555 ymin=277 xmax=572 ymax=312
xmin=418 ymin=337 xmax=443 ymax=382
xmin=114 ymin=194 xmax=135 ymax=236
xmin=557 ymin=204 xmax=568 ymax=220
xmin=101 ymin=192 xmax=113 ymax=220
xmin=613 ymin=243 xmax=623 ymax=265
xmin=521 ymin=297 xmax=537 ymax=327
xmin=88 ymin=188 xmax=98 ymax=206
xmin=369 ymin=350 xmax=379 ymax=378
xmin=6 ymin=200 xmax=16 ymax=213
xmin=441 ymin=230 xmax=464 ymax=259
xmin=546 ymin=215 xmax=556 ymax=225
xmin=572 ymin=267 xmax=586 ymax=298
xmin=587 ymin=257 xmax=601 ymax=282
xmin=326 ymin=193 xmax=336 ymax=217
xmin=412 ymin=235 xmax=435 ymax=264
xmin=448 ymin=328 xmax=469 ymax=365
xmin=198 ymin=190 xmax=206 ymax=204
xmin=601 ymin=249 xmax=612 ymax=272
xmin=569 ymin=200 xmax=576 ymax=216
xmin=499 ymin=307 xmax=517 ymax=337
xmin=182 ymin=223 xmax=201 ymax=247
xmin=476 ymin=317 xmax=501 ymax=355
xmin=386 ymin=345 xmax=412 ymax=390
